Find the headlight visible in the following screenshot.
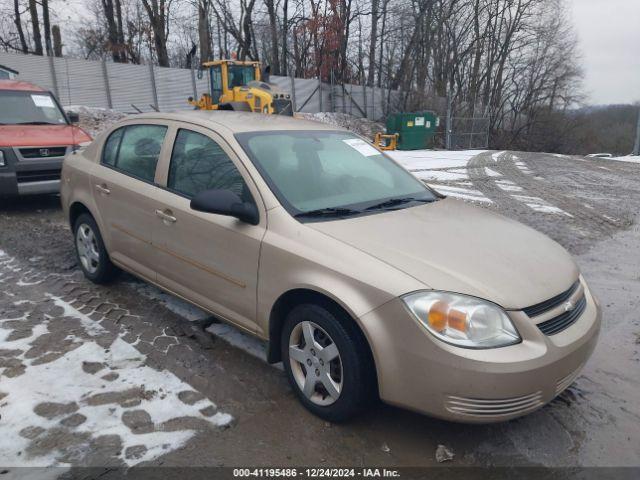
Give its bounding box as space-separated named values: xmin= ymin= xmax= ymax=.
xmin=402 ymin=291 xmax=520 ymax=349
xmin=0 ymin=150 xmax=5 ymax=167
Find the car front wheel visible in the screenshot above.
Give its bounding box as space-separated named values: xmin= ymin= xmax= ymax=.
xmin=281 ymin=303 xmax=374 ymax=422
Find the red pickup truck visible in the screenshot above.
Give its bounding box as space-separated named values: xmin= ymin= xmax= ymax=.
xmin=0 ymin=80 xmax=92 ymax=196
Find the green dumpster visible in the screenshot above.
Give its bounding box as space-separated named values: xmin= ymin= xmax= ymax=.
xmin=386 ymin=111 xmax=439 ymax=150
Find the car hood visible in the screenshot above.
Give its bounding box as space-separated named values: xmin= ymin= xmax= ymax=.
xmin=0 ymin=125 xmax=91 ymax=147
xmin=309 ymin=198 xmax=578 ymax=310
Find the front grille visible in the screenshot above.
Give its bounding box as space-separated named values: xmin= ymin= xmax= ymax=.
xmin=16 ymin=169 xmax=61 ymax=183
xmin=523 ymin=280 xmax=580 ymax=317
xmin=19 ymin=146 xmax=67 ymax=159
xmin=536 ymin=295 xmax=587 ymax=335
xmin=445 ymin=392 xmax=544 ymax=418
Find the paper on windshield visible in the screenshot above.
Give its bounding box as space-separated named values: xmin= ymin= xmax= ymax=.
xmin=31 ymin=94 xmax=56 ymax=108
xmin=343 ymin=138 xmax=380 ymax=157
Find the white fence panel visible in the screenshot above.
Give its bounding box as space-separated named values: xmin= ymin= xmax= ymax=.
xmin=0 ymin=52 xmax=56 ymax=93
xmin=53 ymin=57 xmax=107 ymax=108
xmin=107 ymin=62 xmax=154 ymax=112
xmin=155 ymin=66 xmax=195 ymax=111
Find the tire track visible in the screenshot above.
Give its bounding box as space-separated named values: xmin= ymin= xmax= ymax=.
xmin=466 ymin=151 xmax=635 ymax=253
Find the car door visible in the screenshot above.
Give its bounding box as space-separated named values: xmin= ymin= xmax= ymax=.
xmin=91 ymin=122 xmax=169 ymax=281
xmin=152 ymin=125 xmax=266 ymax=335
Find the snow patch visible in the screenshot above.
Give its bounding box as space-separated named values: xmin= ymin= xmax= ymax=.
xmin=0 ymin=307 xmax=232 ymax=467
xmin=430 ymin=185 xmax=492 ymax=204
xmin=410 ymin=170 xmax=468 ymax=182
xmin=514 ymin=161 xmax=533 ymax=174
xmin=63 ymin=105 xmax=127 ymax=137
xmin=47 ymin=294 xmax=107 ymax=337
xmin=511 ymin=195 xmax=571 ymax=216
xmin=484 ymin=167 xmax=503 ymax=177
xmin=491 ymin=151 xmax=506 ymax=162
xmin=607 ymin=155 xmax=640 ymax=164
xmin=495 ymin=180 xmax=524 ymax=192
xmin=388 ymin=150 xmax=486 ymax=170
xmin=0 ymin=338 xmax=231 ymax=467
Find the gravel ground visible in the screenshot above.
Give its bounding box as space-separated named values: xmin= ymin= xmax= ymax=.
xmin=0 ymin=151 xmax=639 ymax=474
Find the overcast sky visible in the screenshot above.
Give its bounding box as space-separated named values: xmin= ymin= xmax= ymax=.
xmin=569 ymin=0 xmax=640 ymax=105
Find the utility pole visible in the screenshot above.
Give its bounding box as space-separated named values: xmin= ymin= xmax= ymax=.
xmin=633 ymin=107 xmax=640 ymax=156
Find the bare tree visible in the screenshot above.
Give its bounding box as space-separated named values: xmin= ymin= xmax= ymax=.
xmin=101 ymin=0 xmax=127 ymax=62
xmin=366 ymin=0 xmax=378 ymax=86
xmin=13 ymin=0 xmax=29 ymax=53
xmin=264 ymin=0 xmax=281 ymax=73
xmin=52 ymin=24 xmax=62 ymax=56
xmin=197 ymin=0 xmax=212 ymax=62
xmin=28 ymin=0 xmax=43 ymax=55
xmin=42 ymin=0 xmax=53 ymax=56
xmin=141 ymin=0 xmax=171 ymax=66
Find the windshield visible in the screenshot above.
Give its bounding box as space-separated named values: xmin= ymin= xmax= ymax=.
xmin=0 ymin=90 xmax=67 ymax=125
xmin=227 ymin=65 xmax=256 ymax=88
xmin=236 ymin=130 xmax=437 ymax=219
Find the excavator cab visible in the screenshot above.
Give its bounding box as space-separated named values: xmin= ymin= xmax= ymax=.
xmin=189 ymin=59 xmax=293 ymax=115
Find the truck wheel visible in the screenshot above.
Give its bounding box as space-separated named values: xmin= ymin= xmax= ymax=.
xmin=73 ymin=213 xmax=119 ymax=284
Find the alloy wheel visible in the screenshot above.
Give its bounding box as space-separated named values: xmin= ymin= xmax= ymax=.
xmin=76 ymin=223 xmax=100 ymax=274
xmin=289 ymin=320 xmax=343 ymax=406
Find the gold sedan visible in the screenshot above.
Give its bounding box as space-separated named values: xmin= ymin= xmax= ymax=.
xmin=61 ymin=111 xmax=600 ymax=422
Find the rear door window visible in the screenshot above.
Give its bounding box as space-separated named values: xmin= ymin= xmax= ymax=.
xmin=102 ymin=124 xmax=167 ymax=183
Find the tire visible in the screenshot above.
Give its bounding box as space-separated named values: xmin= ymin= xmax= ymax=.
xmin=281 ymin=302 xmax=375 ymax=422
xmin=73 ymin=213 xmax=119 ymax=284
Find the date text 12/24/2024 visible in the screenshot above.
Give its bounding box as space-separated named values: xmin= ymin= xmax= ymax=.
xmin=233 ymin=468 xmax=401 ymax=478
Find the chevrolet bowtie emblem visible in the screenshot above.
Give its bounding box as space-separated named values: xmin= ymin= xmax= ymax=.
xmin=563 ymin=301 xmax=575 ymax=312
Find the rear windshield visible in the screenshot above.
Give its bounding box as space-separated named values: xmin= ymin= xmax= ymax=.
xmin=0 ymin=90 xmax=67 ymax=126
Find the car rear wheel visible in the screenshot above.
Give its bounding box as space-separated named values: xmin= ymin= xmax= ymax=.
xmin=281 ymin=303 xmax=374 ymax=422
xmin=73 ymin=213 xmax=119 ymax=284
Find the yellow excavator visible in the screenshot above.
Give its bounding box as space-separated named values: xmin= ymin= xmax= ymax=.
xmin=188 ymin=59 xmax=294 ymax=115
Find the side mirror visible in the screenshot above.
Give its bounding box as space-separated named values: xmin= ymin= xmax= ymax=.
xmin=67 ymin=111 xmax=80 ymax=124
xmin=190 ymin=189 xmax=259 ymax=225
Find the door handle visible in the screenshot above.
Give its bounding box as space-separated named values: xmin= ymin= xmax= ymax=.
xmin=95 ymin=184 xmax=110 ymax=195
xmin=155 ymin=209 xmax=177 ymax=223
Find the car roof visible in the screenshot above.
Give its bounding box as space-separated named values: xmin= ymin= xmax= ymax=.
xmin=131 ymin=111 xmax=346 ymax=134
xmin=0 ymin=80 xmax=47 ymax=92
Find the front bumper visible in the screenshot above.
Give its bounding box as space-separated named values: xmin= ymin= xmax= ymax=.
xmin=0 ymin=147 xmax=65 ymax=196
xmin=360 ymin=278 xmax=601 ymax=423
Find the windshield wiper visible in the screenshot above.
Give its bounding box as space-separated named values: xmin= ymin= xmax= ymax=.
xmin=364 ymin=197 xmax=434 ymax=211
xmin=295 ymin=207 xmax=362 ymax=219
xmin=14 ymin=121 xmax=59 ymax=125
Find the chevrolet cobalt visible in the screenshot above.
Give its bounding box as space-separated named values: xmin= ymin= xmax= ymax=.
xmin=61 ymin=112 xmax=600 ymax=422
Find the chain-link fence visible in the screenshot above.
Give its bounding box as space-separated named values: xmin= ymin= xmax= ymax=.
xmin=448 ymin=116 xmax=490 ymax=150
